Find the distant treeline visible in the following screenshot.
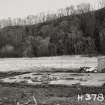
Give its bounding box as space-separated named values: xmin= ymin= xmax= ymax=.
xmin=0 ymin=3 xmax=105 ymax=57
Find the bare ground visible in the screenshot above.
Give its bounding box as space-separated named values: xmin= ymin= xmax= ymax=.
xmin=0 ymin=56 xmax=103 ymax=105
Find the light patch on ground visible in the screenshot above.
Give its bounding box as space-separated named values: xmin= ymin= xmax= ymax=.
xmin=0 ymin=55 xmax=97 ymax=72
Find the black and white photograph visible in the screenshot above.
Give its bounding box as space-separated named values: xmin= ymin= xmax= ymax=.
xmin=0 ymin=0 xmax=105 ymax=105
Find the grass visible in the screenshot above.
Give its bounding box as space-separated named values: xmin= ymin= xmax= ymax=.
xmin=0 ymin=55 xmax=97 ymax=72
xmin=0 ymin=84 xmax=105 ymax=105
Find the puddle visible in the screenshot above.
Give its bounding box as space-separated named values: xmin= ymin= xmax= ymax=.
xmin=70 ymin=73 xmax=84 ymax=76
xmin=64 ymin=78 xmax=74 ymax=80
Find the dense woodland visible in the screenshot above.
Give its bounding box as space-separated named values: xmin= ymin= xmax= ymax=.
xmin=0 ymin=3 xmax=105 ymax=57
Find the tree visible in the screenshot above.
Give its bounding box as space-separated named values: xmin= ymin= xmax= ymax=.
xmin=36 ymin=37 xmax=50 ymax=56
xmin=57 ymin=8 xmax=65 ymax=18
xmin=99 ymin=28 xmax=105 ymax=54
xmin=0 ymin=44 xmax=16 ymax=57
xmin=65 ymin=5 xmax=75 ymax=16
xmin=77 ymin=3 xmax=96 ymax=37
xmin=22 ymin=36 xmax=34 ymax=57
xmin=98 ymin=0 xmax=105 ymax=8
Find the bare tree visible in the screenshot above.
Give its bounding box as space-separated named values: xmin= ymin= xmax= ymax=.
xmin=77 ymin=3 xmax=91 ymax=13
xmin=57 ymin=8 xmax=65 ymax=18
xmin=65 ymin=6 xmax=75 ymax=16
xmin=98 ymin=0 xmax=105 ymax=8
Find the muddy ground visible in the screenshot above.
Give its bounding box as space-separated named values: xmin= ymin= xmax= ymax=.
xmin=0 ymin=71 xmax=105 ymax=105
xmin=0 ymin=83 xmax=105 ymax=105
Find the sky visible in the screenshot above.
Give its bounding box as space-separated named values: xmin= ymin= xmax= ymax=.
xmin=0 ymin=0 xmax=100 ymax=19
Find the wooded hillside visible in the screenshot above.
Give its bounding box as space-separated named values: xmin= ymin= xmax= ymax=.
xmin=0 ymin=4 xmax=105 ymax=57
